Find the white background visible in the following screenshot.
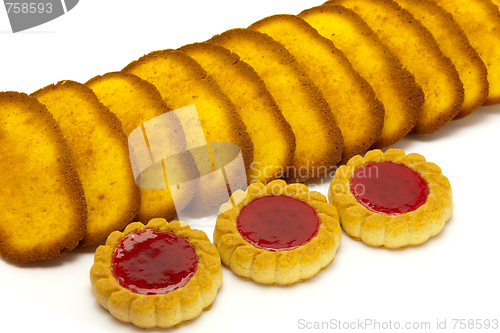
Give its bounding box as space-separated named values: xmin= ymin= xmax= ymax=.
xmin=1 ymin=1 xmax=499 ymax=332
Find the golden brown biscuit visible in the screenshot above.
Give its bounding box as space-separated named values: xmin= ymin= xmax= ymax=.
xmin=214 ymin=180 xmax=341 ymax=285
xmin=122 ymin=49 xmax=253 ymax=214
xmin=298 ymin=6 xmax=424 ymax=148
xmin=0 ymin=92 xmax=86 ymax=262
xmin=328 ymin=149 xmax=452 ymax=248
xmin=178 ymin=42 xmax=296 ymax=184
xmin=86 ymin=72 xmax=170 ymax=135
xmin=393 ymin=0 xmax=488 ymax=119
xmin=122 ymin=49 xmax=252 ymax=169
xmin=324 ymin=0 xmax=464 ymax=135
xmin=31 ymin=81 xmax=140 ymax=246
xmin=209 ymin=29 xmax=343 ymax=181
xmin=90 ymin=218 xmax=222 ymax=329
xmin=427 ymin=0 xmax=500 ymax=105
xmin=249 ymin=14 xmax=384 ymax=161
xmin=86 ymin=72 xmax=197 ymax=222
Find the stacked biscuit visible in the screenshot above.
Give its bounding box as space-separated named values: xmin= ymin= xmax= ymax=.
xmin=1 ymin=0 xmax=499 ymax=262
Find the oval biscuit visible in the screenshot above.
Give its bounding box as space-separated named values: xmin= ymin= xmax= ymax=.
xmin=86 ymin=72 xmax=197 ymax=222
xmin=393 ymin=0 xmax=488 ymax=119
xmin=325 ymin=0 xmax=465 ymax=135
xmin=122 ymin=49 xmax=253 ymax=214
xmin=427 ymin=0 xmax=500 ymax=105
xmin=249 ymin=14 xmax=384 ymax=161
xmin=298 ymin=6 xmax=424 ymax=148
xmin=179 ymin=42 xmax=295 ymax=184
xmin=209 ymin=28 xmax=344 ymax=181
xmin=0 ymin=92 xmax=86 ymax=262
xmin=31 ymin=81 xmax=140 ymax=246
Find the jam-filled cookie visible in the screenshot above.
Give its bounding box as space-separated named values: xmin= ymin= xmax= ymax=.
xmin=214 ymin=180 xmax=341 ymax=286
xmin=90 ymin=218 xmax=222 ymax=329
xmin=328 ymin=149 xmax=452 ymax=249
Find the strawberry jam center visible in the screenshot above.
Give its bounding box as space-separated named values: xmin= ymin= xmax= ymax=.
xmin=111 ymin=229 xmax=198 ymax=295
xmin=236 ymin=195 xmax=320 ymax=251
xmin=350 ymin=161 xmax=429 ymax=215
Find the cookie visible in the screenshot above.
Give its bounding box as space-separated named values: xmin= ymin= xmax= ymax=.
xmin=298 ymin=5 xmax=424 ymax=148
xmin=122 ymin=49 xmax=253 ymax=169
xmin=325 ymin=0 xmax=464 ymax=135
xmin=0 ymin=92 xmax=86 ymax=262
xmin=86 ymin=72 xmax=197 ymax=222
xmin=122 ymin=49 xmax=253 ymax=214
xmin=249 ymin=14 xmax=384 ymax=162
xmin=214 ymin=180 xmax=341 ymax=285
xmin=328 ymin=149 xmax=452 ymax=248
xmin=90 ymin=218 xmax=222 ymax=328
xmin=393 ymin=0 xmax=488 ymax=119
xmin=179 ymin=42 xmax=296 ymax=184
xmin=427 ymin=0 xmax=500 ymax=105
xmin=208 ymin=29 xmax=343 ymax=182
xmin=31 ymin=81 xmax=140 ymax=246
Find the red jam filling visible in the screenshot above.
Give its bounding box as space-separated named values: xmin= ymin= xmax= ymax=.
xmin=236 ymin=195 xmax=320 ymax=252
xmin=350 ymin=161 xmax=429 ymax=215
xmin=111 ymin=229 xmax=198 ymax=295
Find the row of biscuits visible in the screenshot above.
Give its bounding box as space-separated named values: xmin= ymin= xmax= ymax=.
xmin=1 ymin=0 xmax=499 ymax=262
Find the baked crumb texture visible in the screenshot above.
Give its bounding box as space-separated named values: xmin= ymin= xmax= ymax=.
xmin=3 ymin=0 xmax=499 ymax=263
xmin=122 ymin=49 xmax=254 ymax=215
xmin=328 ymin=149 xmax=452 ymax=249
xmin=392 ymin=0 xmax=488 ymax=119
xmin=0 ymin=92 xmax=87 ymax=263
xmin=298 ymin=5 xmax=423 ymax=148
xmin=179 ymin=42 xmax=296 ymax=184
xmin=249 ymin=14 xmax=384 ymax=163
xmin=31 ymin=80 xmax=140 ymax=246
xmin=214 ymin=180 xmax=342 ymax=286
xmin=208 ymin=29 xmax=344 ymax=182
xmin=325 ymin=0 xmax=464 ymax=136
xmin=86 ymin=72 xmax=196 ymax=222
xmin=427 ymin=0 xmax=500 ymax=105
xmin=90 ymin=218 xmax=223 ymax=329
